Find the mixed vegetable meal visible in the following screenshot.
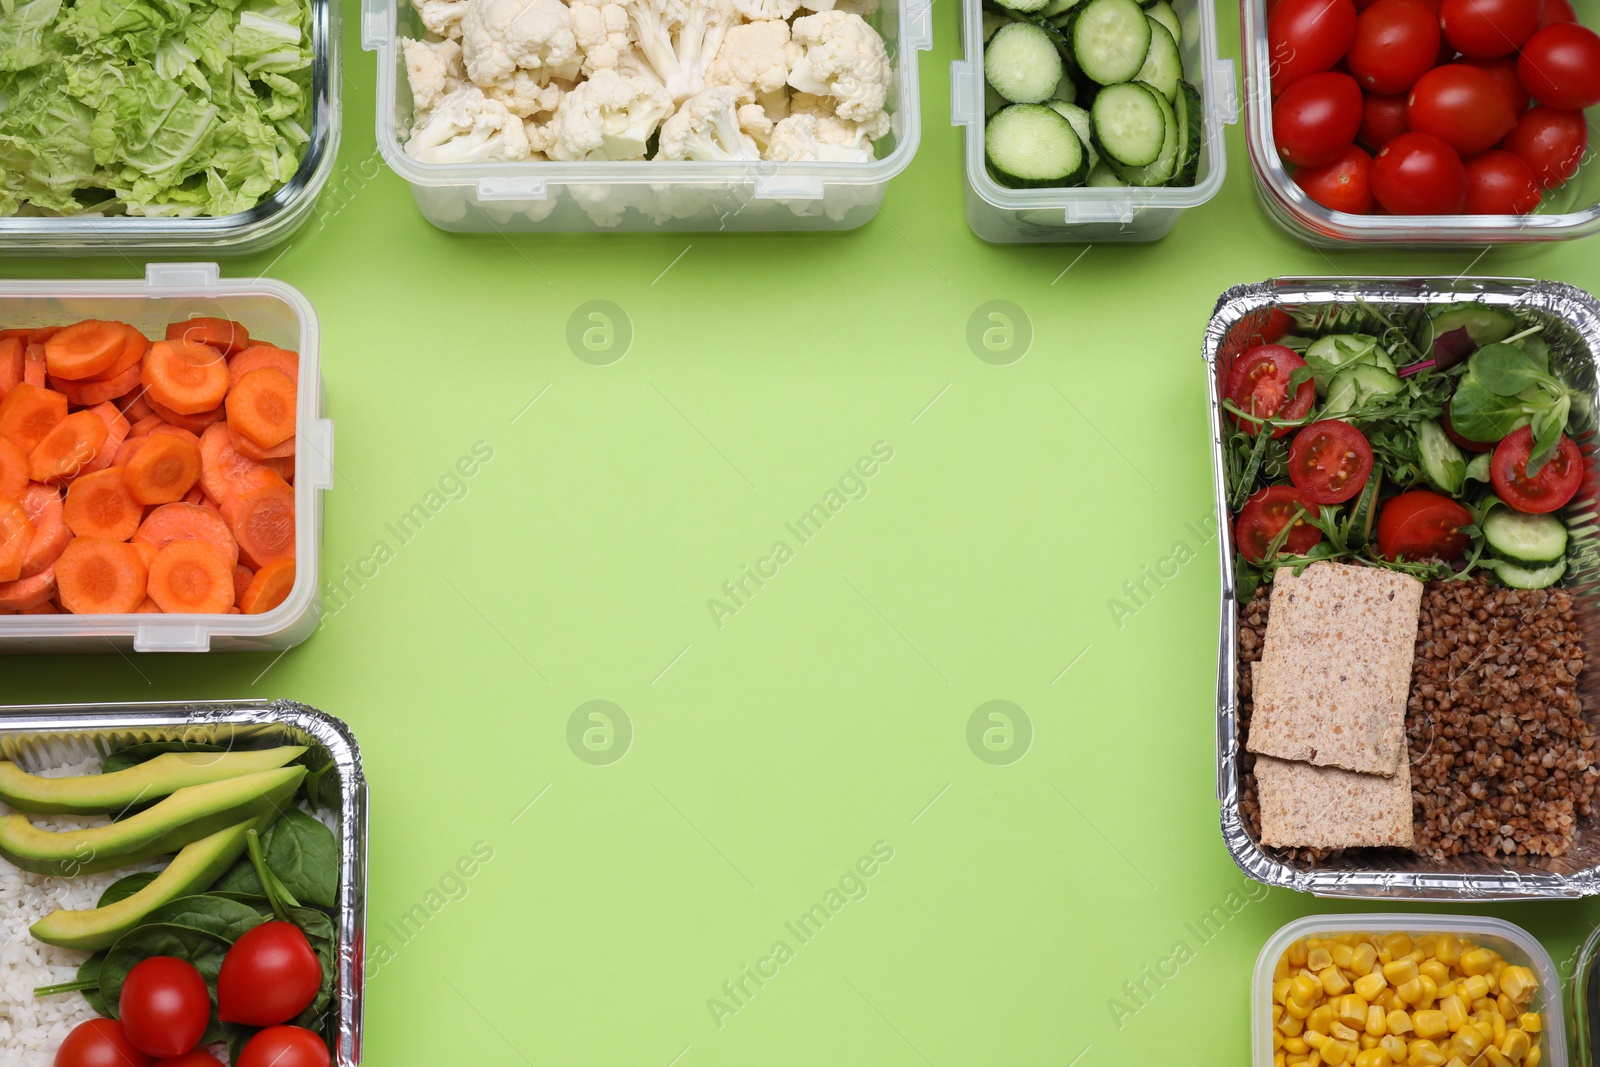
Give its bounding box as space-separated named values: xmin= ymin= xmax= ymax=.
xmin=979 ymin=0 xmax=1202 ymax=190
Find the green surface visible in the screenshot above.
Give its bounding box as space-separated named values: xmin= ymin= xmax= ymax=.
xmin=7 ymin=0 xmax=1600 ymax=1063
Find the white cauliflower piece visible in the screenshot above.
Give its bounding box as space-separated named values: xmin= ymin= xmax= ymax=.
xmin=764 ymin=112 xmax=873 ymax=162
xmin=413 ymin=0 xmax=473 ymax=38
xmin=622 ymin=0 xmax=737 ymax=103
xmin=406 ymin=85 xmax=533 ymax=162
xmin=737 ymin=102 xmax=773 ymax=149
xmin=834 ymin=0 xmax=879 ymax=13
xmin=732 ymin=0 xmax=798 ymax=19
xmin=789 ymin=86 xmax=887 ymax=138
xmin=548 ymin=69 xmax=675 ymax=159
xmin=485 ymin=70 xmax=571 ymax=118
xmin=524 ymin=114 xmax=558 ymax=154
xmin=569 ymin=183 xmax=642 ymax=226
xmin=460 ymin=0 xmax=581 ymax=87
xmin=708 ymin=19 xmax=798 ymax=117
xmin=657 ymin=86 xmax=761 ymax=160
xmin=570 ymin=0 xmax=640 ymax=75
xmin=402 ymin=37 xmax=469 ymax=116
xmin=787 ymin=10 xmax=890 ymax=124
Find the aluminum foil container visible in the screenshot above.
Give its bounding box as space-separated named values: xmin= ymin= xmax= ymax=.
xmin=0 ymin=700 xmax=367 ymax=1064
xmin=1206 ymin=276 xmax=1600 ymax=899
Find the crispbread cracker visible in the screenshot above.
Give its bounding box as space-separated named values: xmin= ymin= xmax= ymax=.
xmin=1248 ymin=659 xmax=1409 ymax=774
xmin=1255 ymin=754 xmax=1416 ymax=850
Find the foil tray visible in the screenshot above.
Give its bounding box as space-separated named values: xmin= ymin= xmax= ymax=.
xmin=1206 ymin=276 xmax=1600 ymax=899
xmin=0 ymin=700 xmax=367 ymax=1064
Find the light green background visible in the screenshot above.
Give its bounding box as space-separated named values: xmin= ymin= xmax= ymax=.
xmin=7 ymin=2 xmax=1600 ymax=1063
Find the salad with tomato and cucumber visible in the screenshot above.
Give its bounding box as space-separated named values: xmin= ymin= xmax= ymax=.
xmin=1224 ymin=301 xmax=1591 ymax=597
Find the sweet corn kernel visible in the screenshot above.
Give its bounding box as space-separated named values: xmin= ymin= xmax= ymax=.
xmin=1276 ymin=979 xmax=1295 ymax=1005
xmin=1483 ymin=1049 xmax=1512 ymax=1067
xmin=1526 ymin=1045 xmax=1541 ymax=1067
xmin=1356 ymin=973 xmax=1388 ymax=1001
xmin=1379 ymin=1035 xmax=1407 ymax=1062
xmin=1278 ymin=956 xmax=1293 ymax=982
xmin=1420 ymin=961 xmax=1450 ymax=987
xmin=1416 ymin=936 xmax=1440 ymax=958
xmin=1460 ymin=949 xmax=1496 ymax=977
xmin=1323 ymin=1040 xmax=1351 ymax=1066
xmin=1442 ymin=1059 xmax=1468 ymax=1067
xmin=1310 ymin=946 xmax=1335 ymax=972
xmin=1277 ymin=1030 xmax=1287 ymax=1052
xmin=1353 ymin=944 xmax=1379 ymax=976
xmin=1407 ymin=1038 xmax=1446 ymax=1067
xmin=1440 ymin=994 xmax=1468 ymax=1033
xmin=1384 ymin=933 xmax=1414 ymax=959
xmin=1461 ymin=976 xmax=1490 ymax=1002
xmin=1307 ymin=1032 xmax=1330 ymax=1052
xmin=1499 ymin=1029 xmax=1530 ymax=1062
xmin=1360 ymin=1035 xmax=1378 ymax=1051
xmin=1435 ymin=935 xmax=1463 ymax=967
xmin=1286 ymin=1038 xmax=1311 ymax=1055
xmin=1497 ymin=994 xmax=1517 ymax=1020
xmin=1338 ymin=996 xmax=1369 ymax=1029
xmin=1290 ymin=940 xmax=1310 ymax=968
xmin=1500 ymin=967 xmax=1537 ymax=1005
xmin=1388 ymin=1011 xmax=1415 ymax=1035
xmin=1367 ymin=1004 xmax=1387 ymax=1037
xmin=1322 ymin=967 xmax=1353 ymax=997
xmin=1333 ymin=1023 xmax=1360 ymax=1043
xmin=1287 ymin=998 xmax=1315 ymax=1020
xmin=1386 ymin=960 xmax=1421 ymax=986
xmin=1311 ymin=1005 xmax=1338 ymax=1034
xmin=1355 ymin=1050 xmax=1393 ymax=1067
xmin=1276 ymin=1053 xmax=1288 ymax=1067
xmin=1288 ymin=1056 xmax=1309 ymax=1067
xmin=1293 ymin=976 xmax=1321 ymax=1003
xmin=1309 ymin=1053 xmax=1323 ymax=1067
xmin=1281 ymin=1013 xmax=1306 ymax=1037
xmin=1518 ymin=1013 xmax=1541 ymax=1035
xmin=1435 ymin=982 xmax=1456 ymax=1000
xmin=1493 ymin=1012 xmax=1507 ymax=1046
xmin=1449 ymin=1027 xmax=1487 ymax=1060
xmin=1413 ymin=1011 xmax=1449 ymax=1041
xmin=1334 ymin=943 xmax=1355 ymax=970
xmin=1415 ymin=976 xmax=1438 ymax=1007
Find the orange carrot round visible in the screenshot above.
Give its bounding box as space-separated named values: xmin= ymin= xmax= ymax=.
xmin=75 ymin=403 xmax=131 ymax=478
xmin=233 ymin=562 xmax=254 ymax=604
xmin=141 ymin=339 xmax=228 ymax=415
xmin=133 ymin=597 xmax=160 ymax=613
xmin=221 ymin=469 xmax=294 ymax=568
xmin=28 ymin=410 xmax=109 ymax=483
xmin=229 ymin=424 xmax=295 ymax=462
xmin=18 ymin=483 xmax=70 ymax=579
xmin=134 ymin=502 xmax=238 ymax=569
xmin=199 ymin=423 xmax=266 ymax=503
xmin=225 ymin=367 xmax=297 ymax=450
xmin=0 ymin=439 xmax=27 ymax=499
xmin=55 ymin=538 xmax=147 ymax=614
xmin=0 ymin=567 xmax=55 ymax=611
xmin=48 ymin=363 xmax=142 ymax=408
xmin=22 ymin=345 xmax=45 ymax=388
xmin=0 ymin=498 xmax=35 ymax=583
xmin=21 ymin=600 xmax=58 ymax=614
xmin=168 ymin=318 xmax=250 ymax=355
xmin=64 ymin=469 xmax=143 ymax=542
xmin=0 ymin=337 xmax=24 ymax=398
xmin=43 ymin=320 xmax=127 ymax=381
xmin=87 ymin=324 xmax=149 ymax=382
xmin=122 ymin=432 xmax=201 ymax=505
xmin=119 ymin=394 xmax=156 ymax=424
xmin=149 ymin=398 xmax=224 ymax=435
xmin=239 ymin=558 xmax=295 ymax=615
xmin=227 ymin=345 xmax=298 ymax=389
xmin=0 ymin=383 xmax=67 ymax=454
xmin=147 ymin=539 xmax=234 ymax=614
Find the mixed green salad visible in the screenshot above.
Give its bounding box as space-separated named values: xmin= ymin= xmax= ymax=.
xmin=0 ymin=0 xmax=314 ymax=218
xmin=1223 ymin=301 xmax=1593 ymax=600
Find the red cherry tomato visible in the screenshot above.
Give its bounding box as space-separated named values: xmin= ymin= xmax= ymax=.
xmin=1461 ymin=55 xmax=1531 ymax=112
xmin=1501 ymin=105 xmax=1588 ymax=187
xmin=1295 ymin=144 xmax=1376 ymax=212
xmin=154 ymin=1054 xmax=226 ymax=1067
xmin=1406 ymin=64 xmax=1519 ymax=155
xmin=1247 ymin=307 xmax=1297 ymax=346
xmin=1371 ymin=132 xmax=1468 ymax=213
xmin=1288 ymin=419 xmax=1375 ymax=503
xmin=119 ymin=957 xmax=211 ymax=1059
xmin=1359 ymin=93 xmax=1410 ymax=149
xmin=1269 ymin=0 xmax=1359 ymax=91
xmin=237 ymin=1027 xmax=331 ymax=1067
xmin=1443 ymin=409 xmax=1496 ymax=451
xmin=1226 ymin=344 xmax=1317 ymax=436
xmin=218 ymin=921 xmax=323 ymax=1027
xmin=1347 ymin=0 xmax=1442 ymax=92
xmin=1464 ymin=149 xmax=1543 ymax=212
xmin=54 ymin=1020 xmax=154 ymax=1067
xmin=1539 ymin=0 xmax=1575 ymax=26
xmin=1439 ymin=0 xmax=1543 ymax=57
xmin=1518 ymin=23 xmax=1600 ymax=109
xmin=1274 ymin=72 xmax=1366 ymax=165
xmin=1235 ymin=485 xmax=1325 ymax=562
xmin=1377 ymin=490 xmax=1474 ymax=560
xmin=1490 ymin=426 xmax=1585 ymax=513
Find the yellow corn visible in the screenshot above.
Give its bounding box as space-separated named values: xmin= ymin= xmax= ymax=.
xmin=1435 ymin=981 xmax=1456 ymax=1000
xmin=1288 ymin=998 xmax=1315 ymax=1021
xmin=1323 ymin=1040 xmax=1351 ymax=1066
xmin=1518 ymin=1012 xmax=1540 ymax=1034
xmin=1387 ymin=1010 xmax=1415 ymax=1036
xmin=1419 ymin=961 xmax=1450 ymax=987
xmin=1322 ymin=966 xmax=1353 ymax=997
xmin=1289 ymin=940 xmax=1310 ymax=968
xmin=1386 ymin=960 xmax=1420 ymax=986
xmin=1449 ymin=1026 xmax=1487 ymax=1060
xmin=1355 ymin=973 xmax=1388 ymax=1001
xmin=1286 ymin=1038 xmax=1311 ymax=1055
xmin=1442 ymin=1059 xmax=1467 ymax=1067
xmin=1332 ymin=1023 xmax=1361 ymax=1043
xmin=1338 ymin=996 xmax=1369 ymax=1029
xmin=1353 ymin=944 xmax=1379 ymax=976
xmin=1413 ymin=1011 xmax=1449 ymax=1041
xmin=1307 ymin=1033 xmax=1330 ymax=1052
xmin=1461 ymin=976 xmax=1490 ymax=1002
xmin=1499 ymin=1029 xmax=1530 ymax=1062
xmin=1500 ymin=967 xmax=1537 ymax=1005
xmin=1282 ymin=1013 xmax=1306 ymax=1037
xmin=1440 ymin=994 xmax=1468 ymax=1033
xmin=1366 ymin=1004 xmax=1387 ymax=1037
xmin=1415 ymin=976 xmax=1438 ymax=1008
xmin=1360 ymin=1035 xmax=1378 ymax=1051
xmin=1293 ymin=976 xmax=1321 ymax=1003
xmin=1407 ymin=1038 xmax=1446 ymax=1067
xmin=1434 ymin=935 xmax=1462 ymax=967
xmin=1355 ymin=1051 xmax=1393 ymax=1067
xmin=1379 ymin=1035 xmax=1408 ymax=1062
xmin=1275 ymin=978 xmax=1295 ymax=1005
xmin=1416 ymin=936 xmax=1440 ymax=958
xmin=1493 ymin=1011 xmax=1507 ymax=1047
xmin=1497 ymin=994 xmax=1517 ymax=1020
xmin=1311 ymin=1004 xmax=1337 ymax=1034
xmin=1309 ymin=945 xmax=1335 ymax=972
xmin=1334 ymin=943 xmax=1355 ymax=970
xmin=1526 ymin=1046 xmax=1541 ymax=1067
xmin=1384 ymin=933 xmax=1414 ymax=959
xmin=1276 ymin=1054 xmax=1288 ymax=1067
xmin=1278 ymin=956 xmax=1293 ymax=982
xmin=1460 ymin=949 xmax=1496 ymax=977
xmin=1397 ymin=979 xmax=1425 ymax=1005
xmin=1483 ymin=1049 xmax=1512 ymax=1067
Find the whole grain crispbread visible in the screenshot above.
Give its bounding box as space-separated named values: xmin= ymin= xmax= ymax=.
xmin=1255 ymin=753 xmax=1416 ymax=851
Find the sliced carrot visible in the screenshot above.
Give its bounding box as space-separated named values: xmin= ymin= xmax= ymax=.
xmin=22 ymin=345 xmax=45 ymax=388
xmin=63 ymin=468 xmax=143 ymax=542
xmin=233 ymin=562 xmax=254 ymax=604
xmin=168 ymin=318 xmax=250 ymax=355
xmin=0 ymin=439 xmax=27 ymax=499
xmin=19 ymin=483 xmax=71 ymax=579
xmin=132 ymin=597 xmax=160 ymax=613
xmin=0 ymin=327 xmax=58 ymax=344
xmin=76 ymin=402 xmax=130 ymax=477
xmin=114 ymin=434 xmax=148 ymax=468
xmin=121 ymin=431 xmax=201 ymax=505
xmin=87 ymin=324 xmax=149 ymax=382
xmin=28 ymin=410 xmax=109 ymax=483
xmin=221 ymin=469 xmax=294 ymax=568
xmin=141 ymin=340 xmax=228 ymax=415
xmin=228 ymin=345 xmax=298 ymax=389
xmin=128 ymin=414 xmax=165 ymax=438
xmin=20 ymin=600 xmax=57 ymax=614
xmin=0 ymin=498 xmax=35 ymax=582
xmin=49 ymin=363 xmax=142 ymax=407
xmin=239 ymin=558 xmax=294 ymax=615
xmin=55 ymin=537 xmax=146 ymax=614
xmin=149 ymin=398 xmax=224 ymax=435
xmin=226 ymin=367 xmax=297 ymax=450
xmin=149 ymin=424 xmax=201 ymax=449
xmin=259 ymin=456 xmax=294 ymax=484
xmin=146 ymin=539 xmax=235 ymax=614
xmin=0 ymin=383 xmax=67 ymax=453
xmin=131 ymin=539 xmax=158 ymax=570
xmin=229 ymin=424 xmax=295 ymax=461
xmin=120 ymin=394 xmax=156 ymax=423
xmin=199 ymin=422 xmax=267 ymax=503
xmin=134 ymin=502 xmax=238 ymax=569
xmin=182 ymin=484 xmax=205 ymax=506
xmin=44 ymin=320 xmax=128 ymax=381
xmin=0 ymin=337 xmax=23 ymax=399
xmin=0 ymin=568 xmax=55 ymax=611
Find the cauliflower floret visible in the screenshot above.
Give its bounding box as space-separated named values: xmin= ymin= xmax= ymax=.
xmin=764 ymin=112 xmax=873 ymax=162
xmin=834 ymin=0 xmax=879 ymax=13
xmin=485 ymin=70 xmax=571 ymax=118
xmin=412 ymin=0 xmax=473 ymax=38
xmin=406 ymin=85 xmax=533 ymax=162
xmin=791 ymin=87 xmax=888 ymax=137
xmin=737 ymin=101 xmax=773 ymax=149
xmin=570 ymin=0 xmax=642 ymax=75
xmin=524 ymin=114 xmax=558 ymax=154
xmin=622 ymin=0 xmax=737 ymax=102
xmin=548 ymin=69 xmax=675 ymax=159
xmin=569 ymin=183 xmax=643 ymax=226
xmin=732 ymin=0 xmax=798 ymax=19
xmin=787 ymin=10 xmax=890 ymax=123
xmin=707 ymin=19 xmax=798 ymax=117
xmin=460 ymin=0 xmax=581 ymax=87
xmin=656 ymin=85 xmax=761 ymax=160
xmin=402 ymin=37 xmax=469 ymax=116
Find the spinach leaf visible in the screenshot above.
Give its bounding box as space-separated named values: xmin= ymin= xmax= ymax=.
xmin=290 ymin=906 xmax=338 ymax=1030
xmin=98 ymin=871 xmax=159 ymax=908
xmin=143 ymin=895 xmax=271 ymax=943
xmin=1471 ymin=343 xmax=1545 ymax=395
xmin=100 ymin=923 xmax=230 ymax=1024
xmin=78 ymin=952 xmax=110 ymax=1017
xmin=102 ymin=741 xmax=226 ymax=775
xmin=224 ymin=1023 xmax=258 ymax=1065
xmin=214 ymin=809 xmax=339 ymax=910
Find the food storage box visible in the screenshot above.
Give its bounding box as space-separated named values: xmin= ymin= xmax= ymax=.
xmin=1575 ymin=923 xmax=1600 ymax=1065
xmin=1208 ymin=275 xmax=1600 ymax=899
xmin=949 ymin=0 xmax=1235 ymax=243
xmin=0 ymin=0 xmax=341 ymax=258
xmin=363 ymin=0 xmax=931 ymax=232
xmin=0 ymin=264 xmax=331 ymax=654
xmin=1253 ymin=914 xmax=1567 ymax=1067
xmin=0 ymin=699 xmax=367 ymax=1066
xmin=1241 ymin=0 xmax=1600 ymax=246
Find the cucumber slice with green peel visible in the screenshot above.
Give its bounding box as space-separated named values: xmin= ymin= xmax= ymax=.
xmin=986 ymin=22 xmax=1066 ymax=103
xmin=1488 ymin=556 xmax=1567 ymax=589
xmin=1110 ymin=86 xmax=1177 ymax=185
xmin=1051 ymin=75 xmax=1078 ymax=103
xmin=1143 ymin=0 xmax=1181 ymax=42
xmin=1038 ymin=0 xmax=1083 ymax=16
xmin=985 ymin=104 xmax=1088 ymax=187
xmin=1418 ymin=304 xmax=1518 ymax=350
xmin=1048 ymin=100 xmax=1100 ymax=170
xmin=1305 ymin=333 xmax=1396 ymax=391
xmin=1085 ymin=160 xmax=1123 ymax=186
xmin=1091 ymin=81 xmax=1168 ymax=167
xmin=1174 ymin=79 xmax=1202 ymax=185
xmin=1133 ymin=17 xmax=1181 ymax=100
xmin=1483 ymin=507 xmax=1568 ymax=565
xmin=1321 ymin=363 xmax=1403 ymax=418
xmin=1417 ymin=418 xmax=1467 ymax=495
xmin=1069 ymin=0 xmax=1152 ymax=85
xmin=989 ymin=0 xmax=1054 ymax=14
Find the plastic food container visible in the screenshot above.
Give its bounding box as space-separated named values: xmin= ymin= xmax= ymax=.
xmin=1241 ymin=0 xmax=1600 ymax=247
xmin=0 ymin=699 xmax=368 ymax=1066
xmin=1253 ymin=914 xmax=1567 ymax=1067
xmin=362 ymin=0 xmax=931 ymax=232
xmin=948 ymin=0 xmax=1236 ymax=243
xmin=1575 ymin=923 xmax=1600 ymax=1065
xmin=0 ymin=264 xmax=331 ymax=654
xmin=1207 ymin=275 xmax=1600 ymax=899
xmin=0 ymin=0 xmax=341 ymax=258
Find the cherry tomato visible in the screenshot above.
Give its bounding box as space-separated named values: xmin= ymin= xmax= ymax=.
xmin=218 ymin=921 xmax=323 ymax=1027
xmin=1288 ymin=420 xmax=1375 ymax=503
xmin=1518 ymin=23 xmax=1600 ymax=109
xmin=1407 ymin=64 xmax=1519 ymax=155
xmin=154 ymin=1054 xmax=226 ymax=1067
xmin=1462 ymin=55 xmax=1532 ymax=113
xmin=237 ymin=1027 xmax=331 ymax=1067
xmin=1347 ymin=0 xmax=1442 ymax=92
xmin=1359 ymin=93 xmax=1410 ymax=149
xmin=1270 ymin=0 xmax=1359 ymax=91
xmin=1371 ymin=132 xmax=1468 ymax=213
xmin=1376 ymin=490 xmax=1474 ymax=560
xmin=1443 ymin=409 xmax=1496 ymax=451
xmin=54 ymin=1019 xmax=153 ymax=1067
xmin=1490 ymin=425 xmax=1584 ymax=512
xmin=1247 ymin=307 xmax=1297 ymax=346
xmin=1235 ymin=486 xmax=1325 ymax=562
xmin=1539 ymin=0 xmax=1575 ymax=26
xmin=1464 ymin=149 xmax=1543 ymax=212
xmin=1226 ymin=344 xmax=1317 ymax=436
xmin=1295 ymin=144 xmax=1376 ymax=212
xmin=1501 ymin=104 xmax=1588 ymax=187
xmin=1439 ymin=0 xmax=1543 ymax=56
xmin=119 ymin=957 xmax=210 ymax=1059
xmin=1274 ymin=72 xmax=1365 ymax=165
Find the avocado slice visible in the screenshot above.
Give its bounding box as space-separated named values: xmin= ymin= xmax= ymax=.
xmin=0 ymin=746 xmax=307 ymax=815
xmin=0 ymin=766 xmax=306 ymax=877
xmin=29 ymin=815 xmax=274 ymax=951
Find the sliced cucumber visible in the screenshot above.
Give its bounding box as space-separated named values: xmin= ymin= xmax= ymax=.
xmin=1048 ymin=100 xmax=1099 ymax=170
xmin=1417 ymin=419 xmax=1467 ymax=496
xmin=1143 ymin=0 xmax=1181 ymax=43
xmin=1110 ymin=86 xmax=1177 ymax=185
xmin=1488 ymin=556 xmax=1567 ymax=590
xmin=1484 ymin=507 xmax=1568 ymax=565
xmin=1418 ymin=303 xmax=1518 ymax=351
xmin=1038 ymin=0 xmax=1084 ymax=16
xmin=1090 ymin=81 xmax=1167 ymax=167
xmin=1322 ymin=363 xmax=1402 ymax=418
xmin=986 ymin=22 xmax=1066 ymax=103
xmin=1085 ymin=160 xmax=1122 ymax=186
xmin=1069 ymin=0 xmax=1151 ymax=85
xmin=982 ymin=9 xmax=1013 ymax=40
xmin=986 ymin=82 xmax=1008 ymax=114
xmin=1348 ymin=468 xmax=1383 ymax=549
xmin=1465 ymin=452 xmax=1492 ymax=484
xmin=1051 ymin=74 xmax=1078 ymax=103
xmin=1174 ymin=79 xmax=1201 ymax=186
xmin=989 ymin=0 xmax=1054 ymax=14
xmin=985 ymin=103 xmax=1088 ymax=187
xmin=1304 ymin=333 xmax=1395 ymax=391
xmin=1133 ymin=17 xmax=1181 ymax=100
